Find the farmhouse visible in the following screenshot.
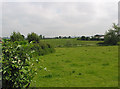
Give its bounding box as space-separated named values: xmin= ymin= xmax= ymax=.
xmin=94 ymin=34 xmax=104 ymax=40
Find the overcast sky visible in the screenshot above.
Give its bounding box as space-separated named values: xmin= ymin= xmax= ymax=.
xmin=1 ymin=0 xmax=119 ymax=37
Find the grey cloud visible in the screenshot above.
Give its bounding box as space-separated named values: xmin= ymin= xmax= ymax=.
xmin=2 ymin=1 xmax=118 ymax=37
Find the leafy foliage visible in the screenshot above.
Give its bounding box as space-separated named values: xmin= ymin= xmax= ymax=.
xmin=104 ymin=30 xmax=118 ymax=45
xmin=2 ymin=37 xmax=55 ymax=88
xmin=39 ymin=35 xmax=43 ymax=39
xmin=10 ymin=32 xmax=24 ymax=42
xmin=27 ymin=32 xmax=40 ymax=43
xmin=81 ymin=36 xmax=86 ymax=40
xmin=104 ymin=23 xmax=120 ymax=45
xmin=28 ymin=41 xmax=55 ymax=56
xmin=2 ymin=41 xmax=38 ymax=88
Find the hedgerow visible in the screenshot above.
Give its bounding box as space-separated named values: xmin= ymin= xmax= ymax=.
xmin=2 ymin=40 xmax=39 ymax=88
xmin=2 ymin=39 xmax=55 ymax=88
xmin=31 ymin=42 xmax=55 ymax=56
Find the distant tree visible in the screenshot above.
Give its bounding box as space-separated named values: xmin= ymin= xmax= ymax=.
xmin=10 ymin=31 xmax=24 ymax=42
xmin=43 ymin=36 xmax=45 ymax=39
xmin=86 ymin=37 xmax=90 ymax=41
xmin=68 ymin=36 xmax=71 ymax=39
xmin=90 ymin=36 xmax=94 ymax=40
xmin=21 ymin=35 xmax=25 ymax=39
xmin=63 ymin=36 xmax=67 ymax=39
xmin=77 ymin=37 xmax=80 ymax=40
xmin=90 ymin=36 xmax=98 ymax=41
xmin=81 ymin=36 xmax=86 ymax=40
xmin=55 ymin=37 xmax=59 ymax=39
xmin=27 ymin=32 xmax=40 ymax=43
xmin=59 ymin=36 xmax=62 ymax=39
xmin=39 ymin=35 xmax=43 ymax=39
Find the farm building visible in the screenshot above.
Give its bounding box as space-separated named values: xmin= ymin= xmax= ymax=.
xmin=94 ymin=34 xmax=104 ymax=40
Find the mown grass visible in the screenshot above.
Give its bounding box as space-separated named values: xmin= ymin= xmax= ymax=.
xmin=30 ymin=46 xmax=118 ymax=87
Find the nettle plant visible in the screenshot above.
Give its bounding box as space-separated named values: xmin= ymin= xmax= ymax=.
xmin=2 ymin=40 xmax=39 ymax=88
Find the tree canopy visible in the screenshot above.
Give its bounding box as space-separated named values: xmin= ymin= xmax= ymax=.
xmin=104 ymin=23 xmax=120 ymax=45
xmin=27 ymin=32 xmax=40 ymax=43
xmin=10 ymin=32 xmax=24 ymax=42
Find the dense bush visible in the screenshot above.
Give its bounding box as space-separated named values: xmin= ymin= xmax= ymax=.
xmin=85 ymin=37 xmax=90 ymax=41
xmin=81 ymin=36 xmax=86 ymax=40
xmin=10 ymin=32 xmax=24 ymax=42
xmin=2 ymin=39 xmax=55 ymax=88
xmin=2 ymin=41 xmax=38 ymax=88
xmin=104 ymin=30 xmax=118 ymax=45
xmin=104 ymin=23 xmax=120 ymax=45
xmin=29 ymin=41 xmax=55 ymax=56
xmin=27 ymin=32 xmax=40 ymax=43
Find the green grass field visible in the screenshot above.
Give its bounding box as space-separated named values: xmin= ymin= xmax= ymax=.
xmin=41 ymin=39 xmax=103 ymax=47
xmin=30 ymin=45 xmax=118 ymax=87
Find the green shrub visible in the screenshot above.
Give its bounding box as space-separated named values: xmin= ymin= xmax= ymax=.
xmin=30 ymin=42 xmax=55 ymax=56
xmin=2 ymin=41 xmax=38 ymax=88
xmin=10 ymin=32 xmax=24 ymax=42
xmin=104 ymin=30 xmax=118 ymax=45
xmin=27 ymin=32 xmax=40 ymax=43
xmin=81 ymin=36 xmax=86 ymax=40
xmin=104 ymin=23 xmax=120 ymax=45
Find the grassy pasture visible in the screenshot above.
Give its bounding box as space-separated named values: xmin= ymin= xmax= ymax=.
xmin=41 ymin=38 xmax=103 ymax=47
xmin=30 ymin=45 xmax=118 ymax=87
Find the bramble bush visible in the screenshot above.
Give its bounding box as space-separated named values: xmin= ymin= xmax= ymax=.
xmin=2 ymin=40 xmax=39 ymax=88
xmin=2 ymin=39 xmax=55 ymax=88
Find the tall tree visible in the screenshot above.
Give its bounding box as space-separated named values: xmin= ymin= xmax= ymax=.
xmin=81 ymin=36 xmax=86 ymax=40
xmin=39 ymin=35 xmax=43 ymax=39
xmin=10 ymin=31 xmax=24 ymax=42
xmin=27 ymin=32 xmax=40 ymax=43
xmin=113 ymin=23 xmax=120 ymax=41
xmin=104 ymin=23 xmax=119 ymax=45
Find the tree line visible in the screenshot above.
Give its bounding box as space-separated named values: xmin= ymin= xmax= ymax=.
xmin=6 ymin=23 xmax=120 ymax=45
xmin=77 ymin=35 xmax=104 ymax=41
xmin=10 ymin=32 xmax=44 ymax=43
